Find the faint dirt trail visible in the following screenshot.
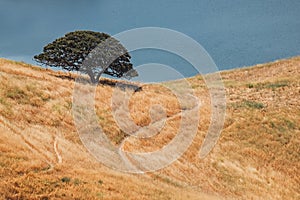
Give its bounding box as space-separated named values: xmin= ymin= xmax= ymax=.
xmin=0 ymin=115 xmax=62 ymax=171
xmin=54 ymin=136 xmax=63 ymax=164
xmin=117 ymin=93 xmax=199 ymax=172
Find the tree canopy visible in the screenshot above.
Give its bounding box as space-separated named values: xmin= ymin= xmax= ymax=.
xmin=34 ymin=30 xmax=138 ymax=83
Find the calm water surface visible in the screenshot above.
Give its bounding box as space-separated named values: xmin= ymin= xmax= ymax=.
xmin=1 ymin=0 xmax=299 ymax=81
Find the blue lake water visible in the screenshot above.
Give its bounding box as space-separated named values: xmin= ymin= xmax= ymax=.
xmin=1 ymin=0 xmax=299 ymax=82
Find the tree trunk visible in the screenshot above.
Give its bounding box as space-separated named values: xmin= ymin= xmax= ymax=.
xmin=95 ymin=69 xmax=105 ymax=84
xmin=87 ymin=67 xmax=109 ymax=85
xmin=95 ymin=66 xmax=110 ymax=84
xmin=86 ymin=69 xmax=96 ymax=84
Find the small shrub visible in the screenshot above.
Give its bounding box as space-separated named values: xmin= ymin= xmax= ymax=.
xmin=247 ymin=83 xmax=254 ymax=88
xmin=266 ymin=81 xmax=288 ymax=89
xmin=113 ymin=130 xmax=129 ymax=145
xmin=245 ymin=81 xmax=289 ymax=90
xmin=4 ymin=83 xmax=51 ymax=107
xmin=74 ymin=178 xmax=81 ymax=185
xmin=66 ymin=100 xmax=72 ymax=110
xmin=231 ymin=100 xmax=264 ymax=110
xmin=192 ymin=84 xmax=199 ymax=89
xmin=40 ymin=93 xmax=51 ymax=102
xmin=98 ymin=180 xmax=103 ymax=185
xmin=61 ymin=177 xmax=71 ymax=183
xmin=96 ymin=192 xmax=104 ymax=198
xmin=243 ymin=100 xmax=264 ymax=109
xmin=0 ymin=97 xmax=9 ymax=106
xmin=284 ymin=119 xmax=295 ymax=129
xmin=6 ymin=87 xmax=27 ymax=100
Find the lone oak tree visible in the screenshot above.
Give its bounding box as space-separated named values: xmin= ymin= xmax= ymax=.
xmin=34 ymin=30 xmax=138 ymax=84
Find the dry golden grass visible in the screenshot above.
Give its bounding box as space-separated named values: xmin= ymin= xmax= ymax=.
xmin=0 ymin=56 xmax=299 ymax=199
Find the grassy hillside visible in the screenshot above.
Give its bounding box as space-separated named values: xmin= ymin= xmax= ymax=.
xmin=0 ymin=57 xmax=299 ymax=199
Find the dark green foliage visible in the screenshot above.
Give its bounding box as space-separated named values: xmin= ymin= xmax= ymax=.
xmin=243 ymin=100 xmax=264 ymax=109
xmin=246 ymin=81 xmax=289 ymax=90
xmin=231 ymin=100 xmax=264 ymax=110
xmin=247 ymin=83 xmax=254 ymax=88
xmin=34 ymin=30 xmax=138 ymax=83
xmin=265 ymin=81 xmax=288 ymax=89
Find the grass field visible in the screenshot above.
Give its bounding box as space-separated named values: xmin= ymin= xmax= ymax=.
xmin=0 ymin=56 xmax=299 ymax=199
